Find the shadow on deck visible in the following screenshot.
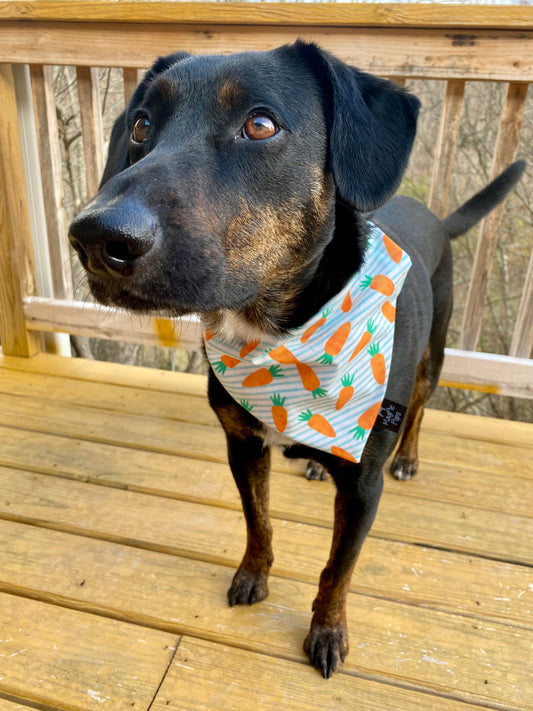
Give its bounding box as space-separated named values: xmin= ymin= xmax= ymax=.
xmin=0 ymin=352 xmax=531 ymax=710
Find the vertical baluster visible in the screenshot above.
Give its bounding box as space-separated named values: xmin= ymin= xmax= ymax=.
xmin=30 ymin=64 xmax=73 ymax=301
xmin=0 ymin=64 xmax=41 ymax=356
xmin=509 ymin=248 xmax=533 ymax=358
xmin=458 ymin=82 xmax=528 ymax=352
xmin=76 ymin=65 xmax=105 ymax=201
xmin=428 ymin=79 xmax=465 ymax=219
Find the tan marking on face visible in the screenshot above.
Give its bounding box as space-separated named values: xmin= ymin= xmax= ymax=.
xmin=217 ymin=81 xmax=244 ymax=111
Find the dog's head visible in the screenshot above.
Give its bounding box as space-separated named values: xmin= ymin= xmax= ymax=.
xmin=69 ymin=42 xmax=419 ymax=336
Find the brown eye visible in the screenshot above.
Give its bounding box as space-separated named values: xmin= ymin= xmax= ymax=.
xmin=132 ymin=116 xmax=151 ymax=143
xmin=242 ymin=114 xmax=278 ymax=141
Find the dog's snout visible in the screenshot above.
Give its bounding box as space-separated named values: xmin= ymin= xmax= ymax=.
xmin=69 ymin=201 xmax=155 ymax=278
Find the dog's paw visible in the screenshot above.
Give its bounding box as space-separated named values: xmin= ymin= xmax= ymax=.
xmin=390 ymin=453 xmax=418 ymax=481
xmin=228 ymin=567 xmax=269 ymax=606
xmin=304 ymin=623 xmax=349 ymax=679
xmin=305 ymin=460 xmax=328 ymax=481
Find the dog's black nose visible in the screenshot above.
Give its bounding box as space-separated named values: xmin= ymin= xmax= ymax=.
xmin=69 ymin=201 xmax=155 ymax=278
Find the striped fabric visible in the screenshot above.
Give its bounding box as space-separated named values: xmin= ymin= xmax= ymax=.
xmin=204 ymin=223 xmax=411 ymax=463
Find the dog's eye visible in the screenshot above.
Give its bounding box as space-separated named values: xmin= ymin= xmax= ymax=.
xmin=242 ymin=114 xmax=279 ymax=141
xmin=132 ymin=116 xmax=151 ymax=143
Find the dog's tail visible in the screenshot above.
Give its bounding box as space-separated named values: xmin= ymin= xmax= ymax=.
xmin=442 ymin=160 xmax=526 ymax=239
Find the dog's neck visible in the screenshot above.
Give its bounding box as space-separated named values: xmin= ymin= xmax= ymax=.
xmin=205 ymin=204 xmax=368 ymax=344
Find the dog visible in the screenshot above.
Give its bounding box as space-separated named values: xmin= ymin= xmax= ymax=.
xmin=68 ymin=42 xmax=524 ymax=678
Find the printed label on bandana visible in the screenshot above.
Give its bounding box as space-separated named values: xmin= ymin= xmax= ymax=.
xmin=204 ymin=223 xmax=411 ymax=463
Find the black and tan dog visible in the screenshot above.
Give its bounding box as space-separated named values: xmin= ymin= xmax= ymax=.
xmin=69 ymin=42 xmax=524 ymax=678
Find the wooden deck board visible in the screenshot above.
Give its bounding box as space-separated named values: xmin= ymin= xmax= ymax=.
xmin=0 ymin=353 xmax=532 ymax=710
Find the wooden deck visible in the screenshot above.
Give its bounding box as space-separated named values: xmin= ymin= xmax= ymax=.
xmin=0 ymin=352 xmax=532 ymax=711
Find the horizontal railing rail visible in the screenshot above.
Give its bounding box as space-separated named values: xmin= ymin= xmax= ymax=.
xmin=0 ymin=2 xmax=532 ymax=399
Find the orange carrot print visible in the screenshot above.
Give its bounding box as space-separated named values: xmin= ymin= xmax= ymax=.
xmin=335 ymin=373 xmax=355 ymax=410
xmin=270 ymin=394 xmax=288 ymax=433
xmin=341 ymin=290 xmax=352 ymax=313
xmin=299 ymin=410 xmax=336 ymax=438
xmin=214 ymin=354 xmax=241 ymax=374
xmin=349 ymin=401 xmax=382 ymax=440
xmin=383 ymin=234 xmax=403 ymax=264
xmin=360 ymin=274 xmax=394 ymax=296
xmin=242 ymin=365 xmax=284 ymax=388
xmin=382 ymin=301 xmax=396 ymax=322
xmin=318 ymin=321 xmax=351 ymax=365
xmin=300 ymin=308 xmax=331 ymax=344
xmin=349 ymin=319 xmax=376 ymax=361
xmin=368 ymin=343 xmax=386 ymax=385
xmin=240 ymin=339 xmax=260 ymax=358
xmin=204 ymin=329 xmax=216 ymax=341
xmin=269 ymin=345 xmax=326 ymax=398
xmin=331 ymin=446 xmax=357 ymax=463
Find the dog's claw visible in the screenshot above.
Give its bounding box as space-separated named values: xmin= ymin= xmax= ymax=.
xmin=304 ymin=623 xmax=348 ymax=678
xmin=228 ymin=567 xmax=269 ymax=607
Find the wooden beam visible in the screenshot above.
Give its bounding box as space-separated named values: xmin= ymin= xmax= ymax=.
xmin=23 ymin=297 xmax=204 ymax=351
xmin=1 ymin=2 xmax=533 ymax=30
xmin=122 ymin=67 xmax=143 ymax=106
xmin=1 ymin=24 xmax=533 ymax=82
xmin=0 ymin=65 xmax=41 ymax=357
xmin=439 ymin=348 xmax=533 ymax=400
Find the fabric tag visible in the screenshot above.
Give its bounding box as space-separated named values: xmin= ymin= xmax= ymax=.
xmin=375 ymin=399 xmax=408 ymax=433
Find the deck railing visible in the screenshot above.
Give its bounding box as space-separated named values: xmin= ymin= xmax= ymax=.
xmin=0 ymin=1 xmax=532 ymax=399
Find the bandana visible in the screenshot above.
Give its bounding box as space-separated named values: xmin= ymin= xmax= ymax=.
xmin=204 ymin=223 xmax=411 ymax=463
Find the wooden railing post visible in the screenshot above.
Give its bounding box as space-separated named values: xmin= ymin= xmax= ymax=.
xmin=0 ymin=64 xmax=41 ymax=357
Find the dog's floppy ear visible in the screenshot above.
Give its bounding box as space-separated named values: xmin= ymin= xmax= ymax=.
xmin=292 ymin=41 xmax=420 ymax=212
xmin=100 ymin=52 xmax=191 ymax=187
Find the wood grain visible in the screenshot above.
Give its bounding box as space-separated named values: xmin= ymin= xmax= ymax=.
xmin=1 ymin=2 xmax=532 ymax=29
xmin=0 ymin=591 xmax=177 ymax=711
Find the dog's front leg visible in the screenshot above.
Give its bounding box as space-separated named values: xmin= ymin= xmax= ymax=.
xmin=226 ymin=431 xmax=273 ymax=606
xmin=305 ymin=461 xmax=383 ymax=678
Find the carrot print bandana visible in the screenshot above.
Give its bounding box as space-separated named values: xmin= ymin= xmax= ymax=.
xmin=204 ymin=223 xmax=411 ymax=463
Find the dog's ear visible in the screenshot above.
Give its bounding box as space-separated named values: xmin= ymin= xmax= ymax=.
xmin=291 ymin=41 xmax=420 ymax=212
xmin=100 ymin=52 xmax=191 ymax=187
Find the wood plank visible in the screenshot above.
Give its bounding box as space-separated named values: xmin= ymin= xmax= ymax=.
xmin=0 ymin=65 xmax=41 ymax=357
xmin=29 ymin=64 xmax=72 ymax=300
xmin=76 ymin=66 xmax=105 ymax=200
xmin=1 ymin=24 xmax=532 ymax=82
xmin=0 ymin=352 xmax=207 ymax=396
xmin=153 ymin=637 xmax=492 ymax=711
xmin=1 ymin=379 xmax=531 ymax=478
xmin=1 ymin=354 xmax=531 ymax=449
xmin=0 ymin=520 xmax=530 ymax=709
xmin=2 ymin=2 xmax=533 ymax=30
xmin=0 ymin=416 xmax=532 ymax=521
xmin=0 ymin=504 xmax=531 ymax=632
xmin=23 ymin=298 xmax=204 ymax=351
xmin=459 ymin=82 xmax=529 ymax=353
xmin=427 ymin=79 xmax=465 ymax=219
xmin=0 ymin=591 xmax=177 ymax=711
xmin=0 ymin=700 xmax=37 ymax=710
xmin=0 ymin=367 xmax=216 ymax=427
xmin=1 ymin=463 xmax=531 ymax=573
